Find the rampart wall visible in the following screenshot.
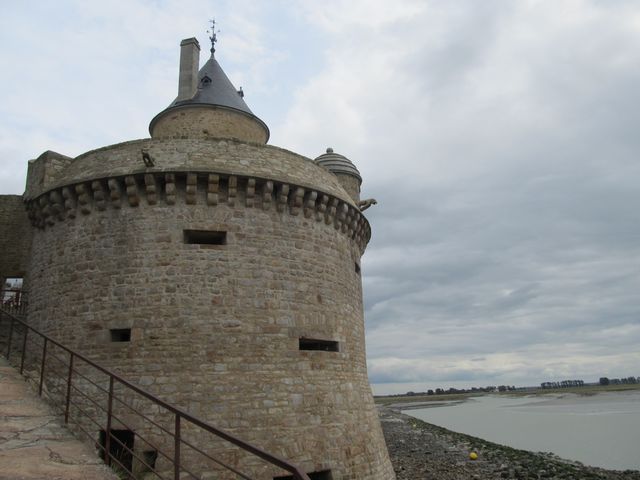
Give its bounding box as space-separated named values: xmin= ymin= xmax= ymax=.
xmin=23 ymin=137 xmax=394 ymax=479
xmin=0 ymin=195 xmax=32 ymax=282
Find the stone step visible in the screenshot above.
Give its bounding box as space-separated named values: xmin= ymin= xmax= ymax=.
xmin=0 ymin=357 xmax=117 ymax=480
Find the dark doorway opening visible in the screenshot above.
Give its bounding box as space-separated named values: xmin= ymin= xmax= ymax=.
xmin=99 ymin=429 xmax=134 ymax=473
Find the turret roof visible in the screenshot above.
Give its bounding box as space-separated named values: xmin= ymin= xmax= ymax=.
xmin=148 ymin=29 xmax=270 ymax=141
xmin=170 ymin=55 xmax=254 ymax=115
xmin=314 ymin=148 xmax=362 ymax=184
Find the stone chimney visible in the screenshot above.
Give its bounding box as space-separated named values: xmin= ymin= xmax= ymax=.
xmin=177 ymin=38 xmax=200 ymax=102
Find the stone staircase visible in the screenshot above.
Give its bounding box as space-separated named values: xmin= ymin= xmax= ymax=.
xmin=0 ymin=357 xmax=117 ymax=480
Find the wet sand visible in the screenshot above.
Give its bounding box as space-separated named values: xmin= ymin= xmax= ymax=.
xmin=379 ymin=405 xmax=640 ymax=480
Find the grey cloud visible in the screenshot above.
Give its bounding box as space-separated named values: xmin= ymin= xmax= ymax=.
xmin=2 ymin=1 xmax=639 ymax=392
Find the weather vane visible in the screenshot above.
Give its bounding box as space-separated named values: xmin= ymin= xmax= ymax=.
xmin=208 ymin=18 xmax=219 ymax=56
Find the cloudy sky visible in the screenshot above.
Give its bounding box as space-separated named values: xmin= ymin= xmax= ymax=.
xmin=2 ymin=0 xmax=639 ymax=395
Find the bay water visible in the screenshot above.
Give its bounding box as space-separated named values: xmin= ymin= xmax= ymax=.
xmin=404 ymin=391 xmax=640 ymax=471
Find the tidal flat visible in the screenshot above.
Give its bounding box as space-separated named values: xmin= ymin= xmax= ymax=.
xmin=380 ymin=404 xmax=640 ymax=480
xmin=402 ymin=391 xmax=640 ymax=471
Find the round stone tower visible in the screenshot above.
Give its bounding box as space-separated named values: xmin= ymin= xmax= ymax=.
xmin=23 ymin=34 xmax=394 ymax=479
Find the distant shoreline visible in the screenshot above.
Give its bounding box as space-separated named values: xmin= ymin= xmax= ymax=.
xmin=374 ymin=382 xmax=640 ymax=407
xmin=379 ymin=405 xmax=640 ymax=480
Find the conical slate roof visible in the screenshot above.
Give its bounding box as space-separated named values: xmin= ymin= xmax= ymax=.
xmin=171 ymin=56 xmax=254 ymax=115
xmin=149 ymin=35 xmax=269 ymax=142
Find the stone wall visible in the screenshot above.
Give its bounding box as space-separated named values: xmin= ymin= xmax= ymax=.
xmin=24 ymin=138 xmax=394 ymax=479
xmin=0 ymin=195 xmax=31 ymax=283
xmin=333 ymin=174 xmax=361 ymax=204
xmin=25 ymin=138 xmax=353 ymax=206
xmin=24 ymin=151 xmax=73 ymax=199
xmin=150 ymin=106 xmax=269 ymax=144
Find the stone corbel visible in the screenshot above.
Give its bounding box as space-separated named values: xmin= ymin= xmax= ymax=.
xmin=207 ymin=174 xmax=219 ymax=206
xmin=227 ymin=176 xmax=237 ymax=207
xmin=186 ymin=173 xmax=197 ymax=205
xmin=125 ymin=176 xmax=139 ymax=207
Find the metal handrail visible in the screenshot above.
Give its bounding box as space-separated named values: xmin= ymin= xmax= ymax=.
xmin=0 ymin=288 xmax=27 ymax=317
xmin=0 ymin=309 xmax=310 ymax=480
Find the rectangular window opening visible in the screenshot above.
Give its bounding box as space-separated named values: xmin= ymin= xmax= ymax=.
xmin=110 ymin=328 xmax=131 ymax=343
xmin=183 ymin=229 xmax=227 ymax=245
xmin=99 ymin=429 xmax=135 ymax=473
xmin=275 ymin=470 xmax=333 ymax=480
xmin=299 ymin=338 xmax=339 ymax=352
xmin=354 ymin=262 xmax=361 ymax=274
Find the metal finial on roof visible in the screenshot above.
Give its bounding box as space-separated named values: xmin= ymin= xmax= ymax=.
xmin=208 ymin=18 xmax=218 ymax=56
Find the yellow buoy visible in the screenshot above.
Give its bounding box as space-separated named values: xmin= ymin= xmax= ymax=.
xmin=469 ymin=452 xmax=478 ymax=460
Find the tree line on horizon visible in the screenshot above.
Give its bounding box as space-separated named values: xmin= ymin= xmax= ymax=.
xmin=540 ymin=379 xmax=584 ymax=389
xmin=599 ymin=376 xmax=638 ymax=385
xmin=381 ymin=376 xmax=640 ymax=398
xmin=398 ymin=385 xmax=517 ymax=397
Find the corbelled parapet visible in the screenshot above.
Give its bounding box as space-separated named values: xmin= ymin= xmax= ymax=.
xmin=25 ymin=170 xmax=371 ymax=253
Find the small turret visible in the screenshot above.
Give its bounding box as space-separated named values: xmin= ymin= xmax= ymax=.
xmin=314 ymin=147 xmax=362 ymax=203
xmin=149 ymin=24 xmax=269 ymax=143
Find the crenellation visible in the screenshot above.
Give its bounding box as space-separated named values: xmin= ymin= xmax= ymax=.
xmin=246 ymin=178 xmax=256 ymax=208
xmin=326 ymin=198 xmax=338 ymax=225
xmin=304 ymin=191 xmax=318 ymax=219
xmin=317 ymin=194 xmax=329 ymax=223
xmin=354 ymin=216 xmax=364 ymax=244
xmin=337 ymin=202 xmax=348 ymax=232
xmin=49 ymin=190 xmax=64 ymax=221
xmin=38 ymin=195 xmax=53 ymax=226
xmin=185 ymin=173 xmax=197 ymax=205
xmin=22 ymin=172 xmax=371 ymax=252
xmin=92 ymin=180 xmax=107 ymax=211
xmin=228 ymin=175 xmax=237 ymax=207
xmin=75 ymin=183 xmax=92 ymax=214
xmin=165 ymin=173 xmax=176 ymax=205
xmin=277 ymin=183 xmax=289 ymax=213
xmin=291 ymin=187 xmax=304 ymax=216
xmin=207 ymin=174 xmax=219 ymax=206
xmin=144 ymin=174 xmax=158 ymax=205
xmin=107 ymin=178 xmax=122 ymax=209
xmin=262 ymin=181 xmax=273 ymax=210
xmin=62 ymin=186 xmax=76 ymax=218
xmin=124 ymin=176 xmax=140 ymax=207
xmin=342 ymin=205 xmax=353 ymax=234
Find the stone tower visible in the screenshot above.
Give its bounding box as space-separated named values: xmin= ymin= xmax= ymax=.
xmin=16 ymin=34 xmax=395 ymax=479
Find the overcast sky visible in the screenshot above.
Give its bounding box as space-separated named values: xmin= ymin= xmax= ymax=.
xmin=2 ymin=1 xmax=639 ymax=395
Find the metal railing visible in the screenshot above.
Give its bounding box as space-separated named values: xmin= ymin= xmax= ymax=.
xmin=0 ymin=288 xmax=27 ymax=317
xmin=0 ymin=309 xmax=310 ymax=480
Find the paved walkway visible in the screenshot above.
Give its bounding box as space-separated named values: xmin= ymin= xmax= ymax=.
xmin=0 ymin=357 xmax=116 ymax=480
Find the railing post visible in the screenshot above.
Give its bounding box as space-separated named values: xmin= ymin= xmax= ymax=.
xmin=64 ymin=352 xmax=74 ymax=424
xmin=174 ymin=413 xmax=181 ymax=480
xmin=19 ymin=327 xmax=28 ymax=374
xmin=6 ymin=317 xmax=14 ymax=359
xmin=105 ymin=376 xmax=114 ymax=467
xmin=38 ymin=338 xmax=48 ymax=396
